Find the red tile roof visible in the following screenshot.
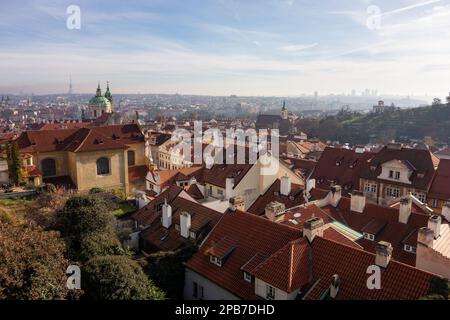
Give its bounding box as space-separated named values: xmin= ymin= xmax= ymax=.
xmin=128 ymin=165 xmax=148 ymax=183
xmin=17 ymin=124 xmax=144 ymax=154
xmin=306 ymin=237 xmax=434 ymax=300
xmin=428 ymin=159 xmax=450 ymax=200
xmin=311 ymin=147 xmax=374 ymax=195
xmin=185 ymin=211 xmax=300 ymax=299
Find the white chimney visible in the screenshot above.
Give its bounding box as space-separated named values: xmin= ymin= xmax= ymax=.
xmin=330 ymin=274 xmax=340 ymax=299
xmin=418 ymin=227 xmax=434 ymax=248
xmin=375 ymin=241 xmax=393 ymax=268
xmin=350 ymin=191 xmax=366 ymax=213
xmin=162 ymin=199 xmax=172 ymax=229
xmin=329 ymin=186 xmax=342 ymax=207
xmin=280 ymin=175 xmax=291 ymax=196
xmin=229 ymin=195 xmax=245 ymax=211
xmin=303 ymin=217 xmax=324 ymax=242
xmin=442 ymin=202 xmax=450 ymax=223
xmin=180 ymin=211 xmax=191 ymax=238
xmin=225 ymin=177 xmax=235 ymax=200
xmin=428 ymin=215 xmax=442 ymax=239
xmin=398 ymin=196 xmax=412 ymax=224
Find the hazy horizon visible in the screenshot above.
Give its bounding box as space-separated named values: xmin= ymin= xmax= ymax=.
xmin=2 ymin=0 xmax=450 ymax=97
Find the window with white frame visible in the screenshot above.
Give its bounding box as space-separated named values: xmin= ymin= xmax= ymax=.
xmin=404 ymin=245 xmax=416 ymax=253
xmin=411 ymin=192 xmax=426 ymax=203
xmin=364 ymin=183 xmax=377 ymax=193
xmin=363 ymin=232 xmax=375 ymax=241
xmin=193 ymin=282 xmax=204 ymax=299
xmin=210 ymin=255 xmax=222 ymax=267
xmin=389 ymin=170 xmax=401 ymax=180
xmin=266 ymin=285 xmax=276 ymax=300
xmin=243 ymin=272 xmax=252 ymax=283
xmin=431 ymin=199 xmax=439 ymax=208
xmin=386 ymin=187 xmax=400 ymax=198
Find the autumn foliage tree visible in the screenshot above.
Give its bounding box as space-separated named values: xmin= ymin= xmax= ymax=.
xmin=6 ymin=141 xmax=26 ymax=185
xmin=0 ymin=221 xmax=69 ymax=299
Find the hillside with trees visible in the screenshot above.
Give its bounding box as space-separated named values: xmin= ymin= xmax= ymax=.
xmin=298 ymin=104 xmax=450 ymax=145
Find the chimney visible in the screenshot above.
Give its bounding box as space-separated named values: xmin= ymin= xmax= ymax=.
xmin=265 ymin=201 xmax=286 ymax=221
xmin=329 ymin=185 xmax=342 ymax=207
xmin=225 ymin=177 xmax=235 ymax=200
xmin=418 ymin=227 xmax=435 ymax=248
xmin=280 ymin=175 xmax=291 ymax=196
xmin=330 ymin=274 xmax=340 ymax=299
xmin=428 ymin=215 xmax=442 ymax=239
xmin=375 ymin=241 xmax=393 ymax=268
xmin=180 ymin=211 xmax=191 ymax=238
xmin=229 ymin=195 xmax=245 ymax=211
xmin=303 ymin=217 xmax=324 ymax=242
xmin=442 ymin=202 xmax=450 ymax=223
xmin=350 ymin=190 xmax=366 ymax=213
xmin=398 ymin=196 xmax=412 ymax=224
xmin=162 ymin=199 xmax=172 ymax=228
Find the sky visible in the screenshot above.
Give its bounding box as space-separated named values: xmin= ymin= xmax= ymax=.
xmin=1 ymin=0 xmax=450 ymax=96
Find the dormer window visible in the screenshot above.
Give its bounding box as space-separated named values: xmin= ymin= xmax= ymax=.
xmin=210 ymin=255 xmax=222 ymax=267
xmin=190 ymin=231 xmax=196 ymax=239
xmin=243 ymin=272 xmax=252 ymax=283
xmin=363 ymin=232 xmax=375 ymax=241
xmin=389 ymin=170 xmax=400 ymax=180
xmin=404 ymin=244 xmax=416 ymax=254
xmin=266 ymin=285 xmax=276 ymax=300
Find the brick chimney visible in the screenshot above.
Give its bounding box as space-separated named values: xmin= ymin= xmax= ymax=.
xmin=265 ymin=201 xmax=286 ymax=221
xmin=418 ymin=227 xmax=435 ymax=248
xmin=303 ymin=217 xmax=324 ymax=242
xmin=229 ymin=195 xmax=245 ymax=211
xmin=375 ymin=241 xmax=393 ymax=268
xmin=330 ymin=274 xmax=340 ymax=299
xmin=398 ymin=196 xmax=412 ymax=224
xmin=180 ymin=211 xmax=191 ymax=238
xmin=280 ymin=175 xmax=291 ymax=196
xmin=329 ymin=185 xmax=342 ymax=207
xmin=350 ymin=190 xmax=366 ymax=213
xmin=442 ymin=202 xmax=450 ymax=223
xmin=162 ymin=199 xmax=172 ymax=229
xmin=428 ymin=215 xmax=442 ymax=239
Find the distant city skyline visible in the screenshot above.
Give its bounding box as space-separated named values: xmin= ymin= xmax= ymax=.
xmin=1 ymin=0 xmax=450 ymax=96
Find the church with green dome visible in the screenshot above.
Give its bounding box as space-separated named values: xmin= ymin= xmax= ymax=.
xmin=89 ymin=82 xmax=113 ymax=118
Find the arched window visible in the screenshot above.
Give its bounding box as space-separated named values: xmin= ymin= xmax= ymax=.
xmin=41 ymin=158 xmax=56 ymax=177
xmin=127 ymin=150 xmax=135 ymax=167
xmin=97 ymin=157 xmax=110 ymax=175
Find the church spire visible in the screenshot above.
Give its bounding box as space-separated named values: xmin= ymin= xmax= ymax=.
xmin=96 ymin=81 xmax=102 ymax=97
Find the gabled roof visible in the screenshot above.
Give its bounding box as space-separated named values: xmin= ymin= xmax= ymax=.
xmin=17 ymin=124 xmax=144 ymax=154
xmin=359 ymin=145 xmax=438 ymax=190
xmin=305 ymin=237 xmax=434 ymax=300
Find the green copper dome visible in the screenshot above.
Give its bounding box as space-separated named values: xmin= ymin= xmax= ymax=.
xmin=89 ymin=95 xmax=111 ymax=106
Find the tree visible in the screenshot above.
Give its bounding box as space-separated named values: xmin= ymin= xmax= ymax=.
xmin=56 ymin=195 xmax=116 ymax=259
xmin=420 ymin=276 xmax=450 ymax=300
xmin=432 ymin=98 xmax=442 ymax=106
xmin=6 ymin=141 xmax=25 ymax=185
xmin=82 ymin=255 xmax=165 ymax=300
xmin=0 ymin=221 xmax=69 ymax=299
xmin=78 ymin=232 xmax=125 ymax=262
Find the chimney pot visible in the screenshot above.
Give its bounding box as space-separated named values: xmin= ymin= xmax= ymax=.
xmin=280 ymin=175 xmax=291 ymax=196
xmin=180 ymin=211 xmax=191 ymax=238
xmin=229 ymin=195 xmax=245 ymax=211
xmin=375 ymin=241 xmax=393 ymax=268
xmin=330 ymin=274 xmax=340 ymax=299
xmin=350 ymin=190 xmax=366 ymax=213
xmin=418 ymin=227 xmax=435 ymax=248
xmin=428 ymin=215 xmax=442 ymax=239
xmin=265 ymin=201 xmax=286 ymax=221
xmin=303 ymin=217 xmax=324 ymax=242
xmin=399 ymin=196 xmax=412 ymax=224
xmin=162 ymin=200 xmax=172 ymax=228
xmin=329 ymin=185 xmax=342 ymax=207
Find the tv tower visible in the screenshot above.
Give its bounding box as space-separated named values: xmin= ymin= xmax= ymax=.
xmin=68 ymin=75 xmax=73 ymax=95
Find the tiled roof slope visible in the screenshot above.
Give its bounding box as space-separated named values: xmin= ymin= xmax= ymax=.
xmin=428 ymin=159 xmax=450 ymax=200
xmin=17 ymin=124 xmax=144 ymax=153
xmin=311 ymin=147 xmax=374 ymax=195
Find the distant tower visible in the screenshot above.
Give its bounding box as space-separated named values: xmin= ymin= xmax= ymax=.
xmin=281 ymin=100 xmax=288 ymax=120
xmin=68 ymin=76 xmax=73 ymax=95
xmin=104 ymin=81 xmax=113 ymax=111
